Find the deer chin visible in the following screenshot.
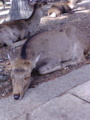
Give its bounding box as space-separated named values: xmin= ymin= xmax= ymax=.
xmin=13 ymin=87 xmax=29 ymax=100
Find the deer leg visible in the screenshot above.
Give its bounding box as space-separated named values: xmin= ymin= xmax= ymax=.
xmin=61 ymin=42 xmax=86 ymax=68
xmin=61 ymin=59 xmax=80 ymax=69
xmin=38 ymin=59 xmax=62 ymax=75
xmin=62 ymin=52 xmax=86 ymax=69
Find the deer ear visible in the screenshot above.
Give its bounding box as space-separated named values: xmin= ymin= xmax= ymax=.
xmin=7 ymin=50 xmax=20 ymax=65
xmin=7 ymin=53 xmax=15 ymax=65
xmin=7 ymin=53 xmax=11 ymax=61
xmin=31 ymin=54 xmax=41 ymax=69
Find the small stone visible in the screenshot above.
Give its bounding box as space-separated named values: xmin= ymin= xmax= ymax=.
xmin=0 ymin=84 xmax=3 ymax=88
xmin=64 ymin=67 xmax=69 ymax=70
xmin=1 ymin=92 xmax=6 ymax=97
xmin=0 ymin=68 xmax=3 ymax=72
xmin=0 ymin=74 xmax=10 ymax=82
xmin=4 ymin=81 xmax=10 ymax=86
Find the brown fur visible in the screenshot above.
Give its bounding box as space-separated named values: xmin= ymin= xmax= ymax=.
xmin=10 ymin=25 xmax=89 ymax=99
xmin=11 ymin=59 xmax=32 ymax=99
xmin=0 ymin=1 xmax=47 ymax=47
xmin=48 ymin=0 xmax=82 ymax=17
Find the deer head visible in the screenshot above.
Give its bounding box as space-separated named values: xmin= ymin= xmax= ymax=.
xmin=8 ymin=53 xmax=40 ymax=100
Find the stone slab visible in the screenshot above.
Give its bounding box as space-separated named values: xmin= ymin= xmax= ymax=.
xmin=0 ymin=64 xmax=90 ymax=120
xmin=69 ymin=81 xmax=90 ymax=103
xmin=31 ymin=64 xmax=90 ymax=101
xmin=31 ymin=93 xmax=90 ymax=120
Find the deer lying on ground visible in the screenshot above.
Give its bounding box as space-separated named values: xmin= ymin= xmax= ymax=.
xmin=48 ymin=0 xmax=82 ymax=17
xmin=0 ymin=1 xmax=46 ymax=47
xmin=9 ymin=25 xmax=89 ymax=100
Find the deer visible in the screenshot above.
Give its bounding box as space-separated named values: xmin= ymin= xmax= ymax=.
xmin=0 ymin=1 xmax=47 ymax=48
xmin=9 ymin=25 xmax=89 ymax=100
xmin=48 ymin=0 xmax=82 ymax=17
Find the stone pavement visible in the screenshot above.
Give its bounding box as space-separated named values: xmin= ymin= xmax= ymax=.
xmin=1 ymin=64 xmax=90 ymax=120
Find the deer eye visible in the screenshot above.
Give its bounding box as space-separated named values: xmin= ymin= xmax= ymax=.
xmin=24 ymin=76 xmax=30 ymax=80
xmin=14 ymin=68 xmax=25 ymax=72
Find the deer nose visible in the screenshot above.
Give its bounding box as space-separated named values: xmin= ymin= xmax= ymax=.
xmin=13 ymin=94 xmax=20 ymax=100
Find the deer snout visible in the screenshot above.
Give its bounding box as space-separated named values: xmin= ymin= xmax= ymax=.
xmin=13 ymin=94 xmax=20 ymax=100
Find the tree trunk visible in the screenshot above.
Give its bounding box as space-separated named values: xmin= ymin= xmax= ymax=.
xmin=6 ymin=0 xmax=33 ymax=21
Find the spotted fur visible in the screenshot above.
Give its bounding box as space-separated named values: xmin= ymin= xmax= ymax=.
xmin=0 ymin=1 xmax=47 ymax=47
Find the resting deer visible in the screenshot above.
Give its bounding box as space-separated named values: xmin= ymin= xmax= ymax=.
xmin=48 ymin=0 xmax=82 ymax=17
xmin=9 ymin=25 xmax=89 ymax=100
xmin=0 ymin=1 xmax=47 ymax=47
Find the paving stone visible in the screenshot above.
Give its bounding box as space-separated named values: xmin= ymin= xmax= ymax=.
xmin=31 ymin=64 xmax=90 ymax=101
xmin=69 ymin=81 xmax=90 ymax=103
xmin=0 ymin=89 xmax=49 ymax=120
xmin=0 ymin=64 xmax=90 ymax=120
xmin=31 ymin=94 xmax=90 ymax=120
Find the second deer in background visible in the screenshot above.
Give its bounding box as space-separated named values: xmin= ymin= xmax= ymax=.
xmin=48 ymin=0 xmax=82 ymax=17
xmin=0 ymin=1 xmax=47 ymax=47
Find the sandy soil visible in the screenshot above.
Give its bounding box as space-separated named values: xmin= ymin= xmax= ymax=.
xmin=0 ymin=0 xmax=90 ymax=98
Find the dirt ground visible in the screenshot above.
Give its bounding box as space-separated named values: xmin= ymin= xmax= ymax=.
xmin=0 ymin=0 xmax=90 ymax=98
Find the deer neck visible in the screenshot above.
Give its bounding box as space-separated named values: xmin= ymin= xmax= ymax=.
xmin=67 ymin=0 xmax=77 ymax=9
xmin=25 ymin=7 xmax=43 ymax=35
